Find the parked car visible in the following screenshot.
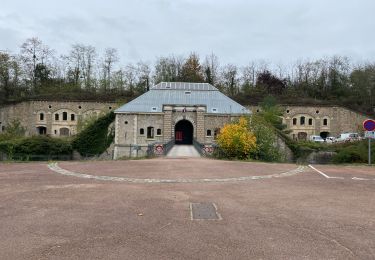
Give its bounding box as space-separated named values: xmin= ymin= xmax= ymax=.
xmin=309 ymin=135 xmax=325 ymax=143
xmin=325 ymin=136 xmax=336 ymax=143
xmin=336 ymin=133 xmax=360 ymax=142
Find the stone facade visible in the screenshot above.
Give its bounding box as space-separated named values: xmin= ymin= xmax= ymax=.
xmin=1 ymin=99 xmax=372 ymax=159
xmin=113 ymin=104 xmax=242 ymax=159
xmin=0 ymin=101 xmax=117 ymax=137
xmin=248 ymin=105 xmax=371 ymax=140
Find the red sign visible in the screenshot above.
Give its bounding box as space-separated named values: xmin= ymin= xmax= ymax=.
xmin=363 ymin=119 xmax=375 ymax=131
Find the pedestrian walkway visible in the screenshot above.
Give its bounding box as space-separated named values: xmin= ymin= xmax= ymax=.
xmin=166 ymin=145 xmax=201 ymax=157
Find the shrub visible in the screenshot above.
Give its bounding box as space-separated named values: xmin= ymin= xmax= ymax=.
xmin=0 ymin=136 xmax=72 ymax=161
xmin=332 ymin=140 xmax=374 ymax=164
xmin=72 ymin=112 xmax=115 ymax=156
xmin=216 ymin=117 xmax=257 ymax=159
xmin=250 ymin=115 xmax=281 ymax=161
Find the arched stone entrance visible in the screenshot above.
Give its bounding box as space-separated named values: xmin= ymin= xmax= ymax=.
xmin=174 ymin=120 xmax=193 ymax=144
xmin=60 ymin=127 xmax=70 ymax=136
xmin=320 ymin=131 xmax=330 ymax=139
xmin=36 ymin=126 xmax=47 ymax=135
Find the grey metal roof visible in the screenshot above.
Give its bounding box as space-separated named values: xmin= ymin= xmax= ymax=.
xmin=151 ymin=82 xmax=217 ymax=91
xmin=115 ymin=82 xmax=250 ymax=114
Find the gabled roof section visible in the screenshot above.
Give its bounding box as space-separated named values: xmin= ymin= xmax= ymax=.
xmin=115 ymin=82 xmax=250 ymax=114
xmin=152 ymin=82 xmax=217 ymax=91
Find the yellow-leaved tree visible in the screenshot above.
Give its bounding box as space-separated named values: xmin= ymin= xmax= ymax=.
xmin=216 ymin=117 xmax=257 ymax=159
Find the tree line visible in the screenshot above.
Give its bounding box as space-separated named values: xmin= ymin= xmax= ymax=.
xmin=0 ymin=37 xmax=374 ymax=115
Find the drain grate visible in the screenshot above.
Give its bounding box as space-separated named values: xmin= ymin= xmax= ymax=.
xmin=190 ymin=202 xmax=221 ymax=220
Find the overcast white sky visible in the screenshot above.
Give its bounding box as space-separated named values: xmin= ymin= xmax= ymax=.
xmin=1 ymin=0 xmax=374 ymax=66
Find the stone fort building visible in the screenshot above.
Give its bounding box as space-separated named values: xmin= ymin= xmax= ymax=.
xmin=0 ymin=82 xmax=371 ymax=157
xmin=0 ymin=100 xmax=117 ymax=137
xmin=113 ymin=82 xmax=250 ymax=158
xmin=249 ymin=105 xmax=369 ymax=140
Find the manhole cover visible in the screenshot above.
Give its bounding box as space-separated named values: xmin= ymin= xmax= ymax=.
xmin=190 ymin=202 xmax=221 ymax=220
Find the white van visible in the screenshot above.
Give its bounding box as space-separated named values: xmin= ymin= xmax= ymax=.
xmin=309 ymin=135 xmax=325 ymax=143
xmin=336 ymin=133 xmax=360 ymax=142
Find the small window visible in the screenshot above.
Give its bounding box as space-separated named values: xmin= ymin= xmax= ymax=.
xmin=109 ymin=106 xmax=112 ymax=110
xmin=125 ymin=121 xmax=128 ymax=125
xmin=308 ymin=118 xmax=313 ymax=125
xmin=147 ymin=127 xmax=154 ymax=139
xmin=316 ymin=110 xmax=319 ymax=114
xmin=184 ymin=91 xmax=191 ymax=95
xmin=300 ymin=116 xmax=305 ymax=125
xmin=293 ymin=118 xmax=297 ymax=125
xmin=256 ymin=109 xmax=259 ymax=113
xmin=323 ymin=118 xmax=328 ymax=126
xmin=286 ymin=110 xmax=290 ymax=113
xmin=207 ymin=129 xmax=212 ymax=136
xmin=78 ymin=106 xmax=82 ymax=109
xmin=55 ymin=114 xmax=59 ymax=121
xmin=166 ymin=86 xmax=171 ymax=89
xmin=152 ymin=107 xmax=157 ymax=111
xmin=157 ymin=129 xmax=162 ymax=135
xmin=63 ymin=112 xmax=68 ymax=121
xmin=212 ymin=108 xmax=217 ymax=113
xmin=48 ymin=105 xmax=52 ymax=109
xmin=140 ymin=128 xmax=144 ymax=135
xmin=39 ymin=113 xmax=44 ymax=121
xmin=71 ymin=114 xmax=75 ymax=121
xmin=54 ymin=130 xmax=57 ymax=134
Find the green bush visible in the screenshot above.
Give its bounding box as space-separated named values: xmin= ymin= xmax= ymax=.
xmin=332 ymin=140 xmax=374 ymax=164
xmin=250 ymin=115 xmax=281 ymax=162
xmin=0 ymin=136 xmax=72 ymax=161
xmin=72 ymin=112 xmax=115 ymax=156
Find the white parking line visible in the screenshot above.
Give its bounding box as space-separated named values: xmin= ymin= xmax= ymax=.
xmin=352 ymin=177 xmax=370 ymax=181
xmin=308 ymin=165 xmax=344 ymax=179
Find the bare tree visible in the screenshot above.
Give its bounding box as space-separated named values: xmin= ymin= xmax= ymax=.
xmin=66 ymin=44 xmax=97 ymax=90
xmin=102 ymin=48 xmax=119 ymax=91
xmin=20 ymin=37 xmax=53 ymax=90
xmin=221 ymin=64 xmax=239 ymax=96
xmin=203 ymin=53 xmax=220 ymax=85
xmin=153 ymin=55 xmax=184 ymax=83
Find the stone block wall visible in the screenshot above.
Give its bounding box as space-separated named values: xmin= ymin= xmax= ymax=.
xmin=248 ymin=105 xmax=371 ymax=139
xmin=0 ymin=101 xmax=117 ymax=136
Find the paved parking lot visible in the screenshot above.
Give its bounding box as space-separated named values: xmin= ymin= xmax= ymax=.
xmin=0 ymin=159 xmax=374 ymax=260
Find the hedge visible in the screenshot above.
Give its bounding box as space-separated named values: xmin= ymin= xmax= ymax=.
xmin=0 ymin=136 xmax=72 ymax=161
xmin=72 ymin=111 xmax=115 ymax=156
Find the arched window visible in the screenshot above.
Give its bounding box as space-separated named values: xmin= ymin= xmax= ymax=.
xmin=71 ymin=114 xmax=75 ymax=121
xmin=300 ymin=116 xmax=305 ymax=125
xmin=308 ymin=118 xmax=313 ymax=125
xmin=39 ymin=113 xmax=44 ymax=121
xmin=140 ymin=128 xmax=145 ymax=135
xmin=147 ymin=127 xmax=154 ymax=139
xmin=156 ymin=129 xmax=162 ymax=135
xmin=323 ymin=118 xmax=328 ymax=126
xmin=293 ymin=118 xmax=297 ymax=125
xmin=207 ymin=129 xmax=212 ymax=136
xmin=63 ymin=112 xmax=68 ymax=121
xmin=55 ymin=113 xmax=59 ymax=121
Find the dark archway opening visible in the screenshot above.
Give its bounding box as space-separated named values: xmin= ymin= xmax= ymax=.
xmin=37 ymin=126 xmax=47 ymax=135
xmin=60 ymin=127 xmax=70 ymax=136
xmin=320 ymin=132 xmax=330 ymax=139
xmin=297 ymin=132 xmax=307 ymax=141
xmin=174 ymin=120 xmax=193 ymax=145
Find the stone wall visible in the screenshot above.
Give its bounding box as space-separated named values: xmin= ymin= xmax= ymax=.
xmin=248 ymin=105 xmax=371 ymax=140
xmin=0 ymin=101 xmax=117 ymax=137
